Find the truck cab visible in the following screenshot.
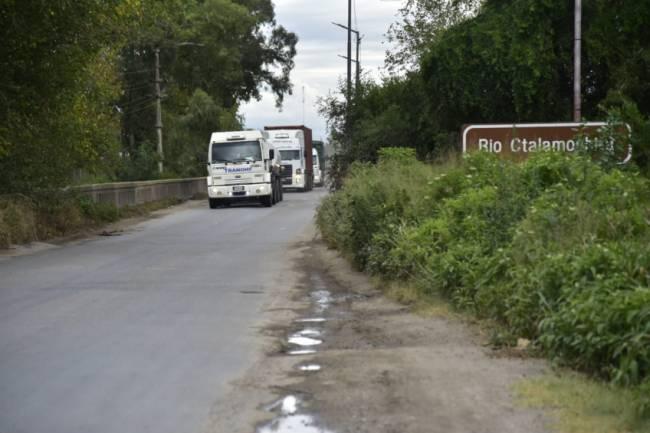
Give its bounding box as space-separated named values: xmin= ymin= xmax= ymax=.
xmin=267 ymin=129 xmax=309 ymax=190
xmin=206 ymin=130 xmax=283 ymax=208
xmin=312 ymin=148 xmax=323 ymax=187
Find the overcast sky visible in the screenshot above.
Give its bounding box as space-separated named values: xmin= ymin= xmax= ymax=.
xmin=241 ymin=0 xmax=403 ymax=142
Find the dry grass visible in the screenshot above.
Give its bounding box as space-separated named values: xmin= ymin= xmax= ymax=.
xmin=381 ymin=280 xmax=453 ymax=318
xmin=515 ymin=371 xmax=650 ymax=433
xmin=0 ymin=194 xmax=185 ymax=249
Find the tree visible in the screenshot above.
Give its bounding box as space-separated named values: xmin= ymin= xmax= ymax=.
xmin=118 ymin=0 xmax=298 ymax=178
xmin=0 ymin=0 xmax=298 ymax=191
xmin=385 ymin=0 xmax=481 ymax=74
xmin=0 ymin=1 xmax=134 ymax=192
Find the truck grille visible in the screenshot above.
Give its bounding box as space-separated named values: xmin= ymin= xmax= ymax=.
xmin=281 ymin=164 xmax=293 ymax=178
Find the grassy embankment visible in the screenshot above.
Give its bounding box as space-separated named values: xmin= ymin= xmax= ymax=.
xmin=316 ymin=148 xmax=650 ymax=431
xmin=0 ymin=192 xmax=188 ymax=248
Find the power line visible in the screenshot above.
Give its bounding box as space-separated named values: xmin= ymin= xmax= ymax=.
xmin=119 ymin=94 xmax=156 ymax=108
xmin=123 ymin=82 xmax=153 ymax=92
xmin=123 ymin=101 xmax=157 ymax=115
xmin=120 ymin=68 xmax=154 ymax=75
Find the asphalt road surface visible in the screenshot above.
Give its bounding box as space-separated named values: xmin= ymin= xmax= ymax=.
xmin=0 ymin=191 xmax=324 ymax=433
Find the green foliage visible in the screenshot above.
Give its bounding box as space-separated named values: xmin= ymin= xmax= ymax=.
xmin=378 ymin=147 xmax=417 ymax=164
xmin=118 ymin=0 xmax=297 ymax=181
xmin=320 ymin=0 xmax=650 ymax=188
xmin=317 ymin=152 xmax=650 ymax=414
xmin=0 ymin=0 xmax=297 ymax=192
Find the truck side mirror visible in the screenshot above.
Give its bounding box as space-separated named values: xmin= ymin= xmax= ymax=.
xmin=269 ymin=149 xmax=275 ymax=160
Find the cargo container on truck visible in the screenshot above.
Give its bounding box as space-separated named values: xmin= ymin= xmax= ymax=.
xmin=206 ymin=130 xmax=283 ymax=208
xmin=264 ymin=125 xmax=313 ymax=191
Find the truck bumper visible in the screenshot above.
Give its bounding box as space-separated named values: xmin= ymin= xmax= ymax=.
xmin=282 ymin=175 xmax=305 ymax=189
xmin=208 ymin=183 xmax=272 ymax=199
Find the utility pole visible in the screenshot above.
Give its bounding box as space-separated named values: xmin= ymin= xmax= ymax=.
xmin=347 ymin=0 xmax=352 ymax=105
xmin=154 ymin=48 xmax=163 ymax=174
xmin=333 ymin=23 xmax=361 ymax=89
xmin=573 ymin=0 xmax=582 ymax=122
xmin=355 ymin=34 xmax=362 ymax=89
xmin=152 ymin=42 xmax=203 ymax=175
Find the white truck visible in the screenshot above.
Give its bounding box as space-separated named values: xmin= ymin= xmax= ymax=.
xmin=206 ymin=130 xmax=283 ymax=208
xmin=312 ymin=148 xmax=323 ymax=187
xmin=265 ymin=126 xmax=314 ymax=192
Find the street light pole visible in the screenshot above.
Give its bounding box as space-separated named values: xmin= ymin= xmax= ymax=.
xmin=573 ymin=0 xmax=582 ymax=122
xmin=154 ymin=48 xmax=163 ymax=174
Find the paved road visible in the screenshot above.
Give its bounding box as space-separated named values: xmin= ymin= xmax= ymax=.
xmin=0 ymin=191 xmax=324 ymax=433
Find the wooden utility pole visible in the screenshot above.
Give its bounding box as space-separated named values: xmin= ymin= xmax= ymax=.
xmin=154 ymin=48 xmax=163 ymax=174
xmin=573 ymin=0 xmax=582 ymax=122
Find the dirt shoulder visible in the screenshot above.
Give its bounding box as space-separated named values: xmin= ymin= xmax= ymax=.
xmin=205 ymin=225 xmax=551 ymax=433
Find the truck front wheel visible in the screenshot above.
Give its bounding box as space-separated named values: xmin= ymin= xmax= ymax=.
xmin=261 ymin=194 xmax=273 ymax=207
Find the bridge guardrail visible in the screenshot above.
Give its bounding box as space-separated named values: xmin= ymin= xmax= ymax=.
xmin=73 ymin=178 xmax=206 ymax=208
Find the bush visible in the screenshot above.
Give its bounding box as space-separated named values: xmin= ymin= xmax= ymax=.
xmin=0 ymin=195 xmax=37 ymax=247
xmin=317 ymin=149 xmax=650 ymax=413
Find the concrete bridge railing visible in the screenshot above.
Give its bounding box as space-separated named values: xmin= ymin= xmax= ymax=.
xmin=74 ymin=178 xmax=207 ymax=208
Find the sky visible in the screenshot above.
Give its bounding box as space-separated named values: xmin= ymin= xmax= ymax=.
xmin=240 ymin=0 xmax=404 ymax=143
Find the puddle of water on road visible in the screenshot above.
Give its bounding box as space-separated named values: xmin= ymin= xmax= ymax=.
xmin=265 ymin=395 xmax=300 ymax=415
xmin=259 ymin=394 xmax=335 ymax=433
xmin=296 ymin=328 xmax=321 ymax=337
xmin=295 ymin=318 xmax=326 ymax=323
xmin=288 ymin=336 xmax=322 ymax=347
xmin=311 ymin=290 xmax=332 ymax=312
xmin=257 ymin=414 xmax=335 ymax=433
xmin=298 ymin=364 xmax=321 ymax=372
xmin=287 ymin=349 xmax=317 ymax=356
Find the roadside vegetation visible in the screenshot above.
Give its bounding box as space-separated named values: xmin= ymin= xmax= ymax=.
xmin=316 ymin=2 xmax=649 ymax=427
xmin=0 ymin=193 xmax=183 ymax=249
xmin=316 ymin=148 xmax=650 ymax=422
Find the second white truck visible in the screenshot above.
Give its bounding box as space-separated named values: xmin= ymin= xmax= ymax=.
xmin=265 ymin=126 xmax=314 ymax=192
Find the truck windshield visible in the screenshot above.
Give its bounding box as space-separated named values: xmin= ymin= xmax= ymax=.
xmin=211 ymin=141 xmax=261 ymax=163
xmin=279 ymin=150 xmax=300 ymax=161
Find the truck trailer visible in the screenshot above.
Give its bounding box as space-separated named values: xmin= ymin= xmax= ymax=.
xmin=264 ymin=125 xmax=314 ymax=192
xmin=206 ymin=130 xmax=283 ymax=208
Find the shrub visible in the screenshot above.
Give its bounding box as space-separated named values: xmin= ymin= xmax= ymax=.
xmin=0 ymin=195 xmax=37 ymax=247
xmin=316 ymin=149 xmax=650 ymax=412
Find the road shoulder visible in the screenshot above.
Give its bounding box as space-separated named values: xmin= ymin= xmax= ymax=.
xmin=205 ymin=225 xmax=551 ymax=433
